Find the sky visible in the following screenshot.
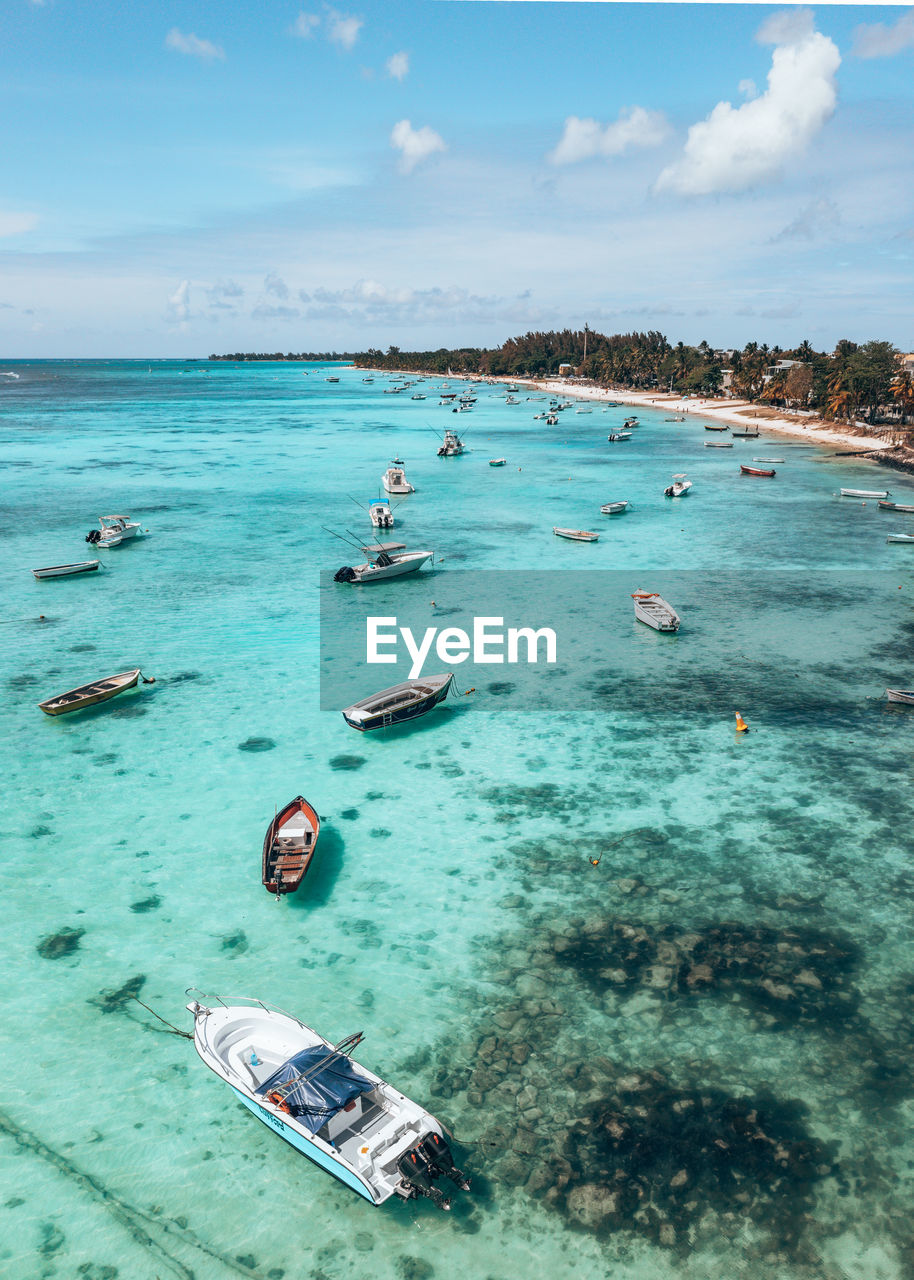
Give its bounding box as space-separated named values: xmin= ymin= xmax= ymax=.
xmin=1 ymin=1 xmax=913 ymax=357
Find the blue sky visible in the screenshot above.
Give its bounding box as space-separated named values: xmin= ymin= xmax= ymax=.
xmin=1 ymin=2 xmax=913 ymax=356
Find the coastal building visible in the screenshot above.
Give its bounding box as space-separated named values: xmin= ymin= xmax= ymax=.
xmin=900 ymin=353 xmax=914 ymax=374
xmin=558 ymin=363 xmax=573 ymax=377
xmin=763 ymin=358 xmax=804 ymax=383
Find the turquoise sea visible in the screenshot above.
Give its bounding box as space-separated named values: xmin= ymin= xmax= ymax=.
xmin=3 ymin=359 xmax=914 ymax=1280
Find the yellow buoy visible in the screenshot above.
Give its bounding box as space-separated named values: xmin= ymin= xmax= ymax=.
xmin=735 ymin=712 xmax=749 ymax=732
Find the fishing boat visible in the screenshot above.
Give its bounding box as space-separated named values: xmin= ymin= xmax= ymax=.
xmin=704 ymin=424 xmax=729 ymax=431
xmin=38 ymin=668 xmax=143 ymax=716
xmin=553 ymin=527 xmax=598 ymax=542
xmin=600 ymin=501 xmax=630 ymax=515
xmin=368 ymin=500 xmax=394 ymax=528
xmin=382 ymin=465 xmax=415 ymax=494
xmin=623 ymin=417 xmax=638 ymax=427
xmin=632 ymin=592 xmax=680 ymax=632
xmin=704 ymin=441 xmax=734 ymax=448
xmin=32 ymin=560 xmax=100 ymax=579
xmin=489 ymin=458 xmax=507 ymax=467
xmin=753 ymin=457 xmax=784 ymax=464
xmin=85 ymin=514 xmax=141 ymax=547
xmin=334 ymin=542 xmax=433 ymax=584
xmin=411 ymin=393 xmax=426 ymax=400
xmin=262 ymin=796 xmax=320 ymax=895
xmin=186 ymin=995 xmax=470 ymax=1209
xmin=545 ymin=414 xmax=559 ymax=426
xmin=664 ymin=474 xmax=692 ymax=497
xmin=437 ymin=430 xmax=466 ymax=456
xmin=731 ymin=429 xmax=760 ymax=438
xmin=886 ymin=688 xmax=914 ymax=704
xmin=505 ymin=396 xmax=520 ymax=405
xmin=840 ymin=488 xmax=889 ymax=499
xmin=326 ymin=376 xmax=340 ymax=383
xmin=740 ymin=465 xmax=776 ymax=477
xmin=887 ymin=534 xmax=914 ymax=544
xmin=607 ymin=432 xmax=632 ymax=442
xmin=878 ymin=501 xmax=914 ymax=513
xmin=342 ymin=673 xmax=453 ymax=731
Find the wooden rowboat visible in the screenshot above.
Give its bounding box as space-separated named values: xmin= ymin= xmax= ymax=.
xmin=632 ymin=592 xmax=680 ymax=632
xmin=553 ymin=527 xmax=599 ymax=542
xmin=262 ymin=796 xmax=320 ymax=896
xmin=887 ymin=534 xmax=914 ymax=544
xmin=879 ymin=501 xmax=914 ymax=513
xmin=32 ymin=560 xmax=100 ymax=579
xmin=38 ymin=668 xmax=142 ymax=715
xmin=740 ymin=465 xmax=776 ymax=477
xmin=704 ymin=424 xmax=729 ymax=431
xmin=840 ymin=488 xmax=889 ymax=499
xmin=886 ymin=689 xmax=914 ymax=705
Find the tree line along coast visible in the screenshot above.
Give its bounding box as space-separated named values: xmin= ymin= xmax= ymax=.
xmin=209 ymin=329 xmax=914 ymax=430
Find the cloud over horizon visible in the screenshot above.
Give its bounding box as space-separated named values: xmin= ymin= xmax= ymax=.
xmin=852 ymin=9 xmax=914 ymax=59
xmin=655 ymin=10 xmax=840 ymax=196
xmin=549 ymin=106 xmax=669 ymax=165
xmin=165 ymin=29 xmax=225 ymax=61
xmin=390 ymin=119 xmax=446 ymax=173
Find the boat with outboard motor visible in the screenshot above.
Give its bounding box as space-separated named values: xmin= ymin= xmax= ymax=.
xmin=86 ymin=515 xmax=141 ymax=548
xmin=382 ymin=465 xmax=415 ymax=494
xmin=334 ymin=542 xmax=433 ymax=584
xmin=262 ymin=796 xmax=320 ymax=895
xmin=664 ymin=474 xmax=692 ymax=497
xmin=186 ymin=995 xmax=471 ymax=1209
xmin=368 ymin=500 xmax=394 ymax=528
xmin=342 ymin=673 xmax=453 ymax=731
xmin=600 ymin=501 xmax=630 ymax=515
xmin=632 ymin=592 xmax=680 ymax=632
xmin=437 ymin=430 xmax=466 ymax=456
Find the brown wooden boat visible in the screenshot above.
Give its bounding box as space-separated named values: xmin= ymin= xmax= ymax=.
xmin=38 ymin=668 xmax=142 ymax=715
xmin=262 ymin=796 xmax=320 ymax=895
xmin=740 ymin=464 xmax=776 ymax=477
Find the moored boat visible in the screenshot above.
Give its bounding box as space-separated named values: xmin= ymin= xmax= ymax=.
xmin=878 ymin=501 xmax=914 ymax=513
xmin=887 ymin=534 xmax=914 ymax=544
xmin=731 ymin=429 xmax=760 ymax=438
xmin=368 ymin=500 xmax=394 ymax=528
xmin=704 ymin=441 xmax=734 ymax=448
xmin=632 ymin=592 xmax=680 ymax=632
xmin=334 ymin=542 xmax=433 ymax=583
xmin=187 ymin=996 xmax=470 ymax=1209
xmin=553 ymin=527 xmax=598 ymax=542
xmin=753 ymin=457 xmax=784 ymax=463
xmin=342 ymin=673 xmax=453 ymax=731
xmin=262 ymin=796 xmax=320 ymax=895
xmin=740 ymin=465 xmax=776 ymax=477
xmin=704 ymin=424 xmax=729 ymax=431
xmin=38 ymin=668 xmax=143 ymax=715
xmin=382 ymin=465 xmax=415 ymax=494
xmin=489 ymin=457 xmax=507 ymax=466
xmin=600 ymin=501 xmax=630 ymax=515
xmin=32 ymin=560 xmax=100 ymax=579
xmin=664 ymin=474 xmax=692 ymax=497
xmin=437 ymin=430 xmax=466 ymax=456
xmin=86 ymin=514 xmax=141 ymax=547
xmin=886 ymin=688 xmax=914 ymax=704
xmin=840 ymin=488 xmax=889 ymax=499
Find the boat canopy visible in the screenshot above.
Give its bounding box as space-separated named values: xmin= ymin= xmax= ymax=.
xmin=256 ymin=1047 xmax=374 ymax=1135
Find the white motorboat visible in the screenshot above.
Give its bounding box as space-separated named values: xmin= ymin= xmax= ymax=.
xmin=704 ymin=441 xmax=734 ymax=448
xmin=437 ymin=430 xmax=466 ymax=456
xmin=575 ymin=408 xmax=592 ymax=414
xmin=411 ymin=393 xmax=426 ymax=400
xmin=342 ymin=673 xmax=453 ymax=730
xmin=187 ymin=996 xmax=470 ymax=1209
xmin=382 ymin=466 xmax=415 ymax=494
xmin=753 ymin=457 xmax=784 ymax=464
xmin=334 ymin=542 xmax=433 ymax=583
xmin=32 ymin=560 xmax=100 ymax=579
xmin=553 ymin=527 xmax=598 ymax=542
xmin=840 ymin=488 xmax=889 ymax=499
xmin=664 ymin=474 xmax=692 ymax=497
xmin=632 ymin=591 xmax=680 ymax=632
xmin=600 ymin=501 xmax=630 ymax=515
xmin=505 ymin=396 xmax=520 ymax=405
xmin=86 ymin=515 xmax=142 ymax=547
xmin=546 ymin=414 xmax=559 ymax=426
xmin=607 ymin=432 xmax=632 ymax=442
xmin=326 ymin=376 xmax=340 ymax=383
xmin=887 ymin=534 xmax=914 ymax=544
xmin=368 ymin=500 xmax=394 ymax=528
xmin=886 ymin=688 xmax=914 ymax=704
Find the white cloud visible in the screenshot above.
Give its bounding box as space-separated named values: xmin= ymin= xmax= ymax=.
xmin=166 ymin=280 xmax=191 ymax=325
xmin=291 ymin=12 xmax=321 ymax=39
xmin=549 ymin=107 xmax=669 ymax=165
xmin=207 ymin=279 xmax=243 ymax=308
xmin=386 ymin=51 xmax=409 ymax=81
xmin=738 ymin=79 xmax=757 ymax=100
xmin=165 ymin=29 xmax=225 ymax=61
xmin=390 ymin=119 xmax=446 ymax=173
xmin=655 ymin=14 xmax=839 ymax=196
xmin=326 ymin=10 xmax=362 ymax=50
xmin=264 ymin=272 xmax=290 ymax=299
xmin=852 ymin=9 xmax=914 ymax=59
xmin=0 ymin=211 xmax=38 ymax=237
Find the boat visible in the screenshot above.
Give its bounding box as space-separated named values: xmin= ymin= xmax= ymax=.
xmin=664 ymin=474 xmax=692 ymax=497
xmin=704 ymin=424 xmax=729 ymax=432
xmin=32 ymin=560 xmax=100 ymax=579
xmin=553 ymin=527 xmax=598 ymax=542
xmin=437 ymin=430 xmax=466 ymax=456
xmin=334 ymin=542 xmax=433 ymax=584
xmin=368 ymin=500 xmax=394 ymax=529
xmin=489 ymin=458 xmax=507 ymax=467
xmin=439 ymin=393 xmax=457 ymax=400
xmin=411 ymin=393 xmax=426 ymax=400
xmin=607 ymin=432 xmax=632 ymax=442
xmin=740 ymin=465 xmax=776 ymax=477
xmin=262 ymin=796 xmax=320 ymax=895
xmin=664 ymin=416 xmax=686 ymax=422
xmin=600 ymin=501 xmax=630 ymax=515
xmin=879 ymin=501 xmax=914 ymax=513
xmin=342 ymin=673 xmax=453 ymax=731
xmin=731 ymin=429 xmax=760 ymax=438
xmin=38 ymin=668 xmax=143 ymax=716
xmin=632 ymin=592 xmax=680 ymax=632
xmin=886 ymin=688 xmax=914 ymax=703
xmin=887 ymin=534 xmax=914 ymax=543
xmin=187 ymin=995 xmax=470 ymax=1209
xmin=362 ymin=377 xmax=374 ymax=383
xmin=382 ymin=466 xmax=415 ymax=495
xmin=545 ymin=414 xmax=559 ymax=426
xmin=753 ymin=457 xmax=784 ymax=464
xmin=326 ymin=376 xmax=340 ymax=383
xmin=704 ymin=441 xmax=733 ymax=448
xmin=575 ymin=408 xmax=592 ymax=414
xmin=85 ymin=514 xmax=141 ymax=547
xmin=623 ymin=417 xmax=639 ymax=427
xmin=841 ymin=487 xmax=889 ymax=499
xmin=505 ymin=396 xmax=520 ymax=405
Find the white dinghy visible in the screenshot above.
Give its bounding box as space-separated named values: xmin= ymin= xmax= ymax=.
xmin=632 ymin=591 xmax=680 ymax=632
xmin=187 ymin=995 xmax=470 ymax=1209
xmin=886 ymin=688 xmax=914 ymax=704
xmin=840 ymin=488 xmax=890 ymax=499
xmin=32 ymin=560 xmax=100 ymax=579
xmin=887 ymin=534 xmax=914 ymax=544
xmin=600 ymin=501 xmax=631 ymax=515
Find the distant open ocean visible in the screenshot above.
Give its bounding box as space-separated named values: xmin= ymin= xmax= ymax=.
xmin=3 ymin=359 xmax=914 ymax=1280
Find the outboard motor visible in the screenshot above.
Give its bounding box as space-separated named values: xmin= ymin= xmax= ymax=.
xmin=86 ymin=529 xmax=101 ymax=544
xmin=333 ymin=566 xmax=357 ymax=583
xmin=420 ymin=1132 xmax=470 ymax=1191
xmin=397 ymin=1145 xmax=451 ymax=1210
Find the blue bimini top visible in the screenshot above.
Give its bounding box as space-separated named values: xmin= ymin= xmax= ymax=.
xmin=257 ymin=1047 xmax=374 ymax=1135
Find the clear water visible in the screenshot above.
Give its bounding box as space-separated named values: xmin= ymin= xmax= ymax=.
xmin=3 ymin=360 xmax=914 ymax=1280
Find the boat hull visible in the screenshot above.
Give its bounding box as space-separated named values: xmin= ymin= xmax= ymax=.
xmin=351 ymin=551 xmax=433 ymax=582
xmin=38 ymin=668 xmax=141 ymax=715
xmin=841 ymin=489 xmax=889 ymax=499
xmin=262 ymin=795 xmax=320 ymax=895
xmin=32 ymin=561 xmax=100 ymax=578
xmin=740 ymin=466 xmax=776 ymax=476
xmin=553 ymin=528 xmax=598 ymax=541
xmin=879 ymin=502 xmax=914 ymax=513
xmin=887 ymin=689 xmax=914 ymax=704
xmin=342 ymin=676 xmax=452 ymax=731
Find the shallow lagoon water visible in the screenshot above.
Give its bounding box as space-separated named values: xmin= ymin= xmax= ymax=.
xmin=2 ymin=361 xmax=914 ymax=1279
